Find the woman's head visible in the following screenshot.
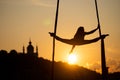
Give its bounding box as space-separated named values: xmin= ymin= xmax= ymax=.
xmin=78 ymin=26 xmax=84 ymax=32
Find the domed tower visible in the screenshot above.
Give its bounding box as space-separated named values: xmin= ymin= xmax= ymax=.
xmin=27 ymin=40 xmax=34 ymax=54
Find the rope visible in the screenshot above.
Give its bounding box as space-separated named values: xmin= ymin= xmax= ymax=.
xmin=94 ymin=0 xmax=108 ymax=80
xmin=51 ymin=0 xmax=59 ymax=80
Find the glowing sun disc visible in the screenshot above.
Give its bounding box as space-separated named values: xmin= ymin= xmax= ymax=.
xmin=68 ymin=53 xmax=77 ymax=64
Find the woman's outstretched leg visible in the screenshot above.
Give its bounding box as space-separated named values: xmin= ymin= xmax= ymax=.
xmin=70 ymin=45 xmax=75 ymax=53
xmin=49 ymin=32 xmax=76 ymax=45
xmin=83 ymin=34 xmax=109 ymax=45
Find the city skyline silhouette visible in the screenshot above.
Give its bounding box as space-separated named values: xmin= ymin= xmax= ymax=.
xmin=0 ymin=49 xmax=120 ymax=80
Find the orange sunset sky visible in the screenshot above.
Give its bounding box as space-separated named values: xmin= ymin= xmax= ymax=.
xmin=0 ymin=0 xmax=120 ymax=73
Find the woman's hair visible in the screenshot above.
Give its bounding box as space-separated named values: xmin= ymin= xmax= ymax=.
xmin=77 ymin=26 xmax=84 ymax=32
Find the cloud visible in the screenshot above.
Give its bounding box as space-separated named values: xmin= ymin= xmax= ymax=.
xmin=116 ymin=64 xmax=120 ymax=71
xmin=87 ymin=58 xmax=120 ymax=73
xmin=0 ymin=0 xmax=33 ymax=6
xmin=0 ymin=0 xmax=56 ymax=8
xmin=107 ymin=58 xmax=120 ymax=72
xmin=31 ymin=0 xmax=56 ymax=7
xmin=87 ymin=62 xmax=101 ymax=73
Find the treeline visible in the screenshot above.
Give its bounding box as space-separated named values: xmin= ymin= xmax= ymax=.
xmin=0 ymin=50 xmax=120 ymax=80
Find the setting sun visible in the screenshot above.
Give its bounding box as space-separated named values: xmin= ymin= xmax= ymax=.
xmin=68 ymin=53 xmax=77 ymax=64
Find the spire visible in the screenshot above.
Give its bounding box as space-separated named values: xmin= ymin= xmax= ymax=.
xmin=29 ymin=38 xmax=32 ymax=45
xmin=36 ymin=45 xmax=38 ymax=57
xmin=23 ymin=45 xmax=25 ymax=54
xmin=36 ymin=45 xmax=38 ymax=53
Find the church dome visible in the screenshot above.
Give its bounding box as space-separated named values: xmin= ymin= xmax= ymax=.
xmin=27 ymin=40 xmax=34 ymax=54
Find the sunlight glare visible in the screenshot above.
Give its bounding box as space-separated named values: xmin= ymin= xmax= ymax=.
xmin=68 ymin=53 xmax=77 ymax=64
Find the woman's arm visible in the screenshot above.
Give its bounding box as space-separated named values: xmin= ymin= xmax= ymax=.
xmin=85 ymin=25 xmax=99 ymax=35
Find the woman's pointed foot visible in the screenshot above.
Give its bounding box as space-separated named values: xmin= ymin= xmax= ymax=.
xmin=101 ymin=34 xmax=109 ymax=39
xmin=49 ymin=32 xmax=55 ymax=37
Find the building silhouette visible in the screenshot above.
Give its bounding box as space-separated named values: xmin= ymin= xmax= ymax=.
xmin=22 ymin=40 xmax=38 ymax=57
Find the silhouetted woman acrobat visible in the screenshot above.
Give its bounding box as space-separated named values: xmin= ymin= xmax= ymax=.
xmin=49 ymin=25 xmax=108 ymax=53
